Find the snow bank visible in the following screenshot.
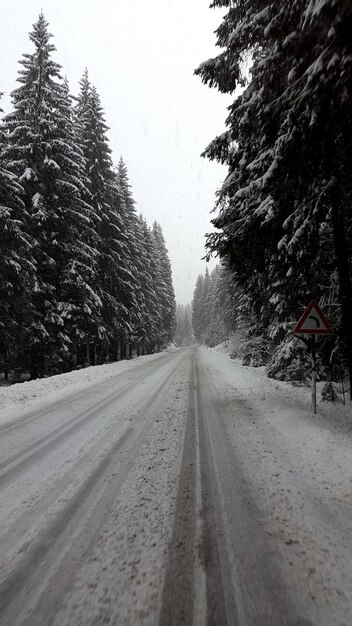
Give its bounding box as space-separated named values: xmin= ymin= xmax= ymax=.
xmin=213 ymin=340 xmax=351 ymax=422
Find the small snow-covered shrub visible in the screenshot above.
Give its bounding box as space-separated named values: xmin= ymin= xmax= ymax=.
xmin=241 ymin=336 xmax=270 ymax=367
xmin=228 ymin=331 xmax=245 ymax=359
xmin=266 ymin=336 xmax=311 ymax=382
xmin=321 ymin=381 xmax=340 ymax=403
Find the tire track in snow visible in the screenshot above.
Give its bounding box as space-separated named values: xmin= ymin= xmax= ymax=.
xmin=0 ymin=350 xmax=189 ymax=625
xmin=0 ymin=350 xmax=172 ymax=435
xmin=0 ymin=427 xmax=133 ymax=623
xmin=158 ymin=352 xmax=198 ymax=626
xmin=195 ymin=355 xmax=235 ymax=626
xmin=159 ymin=347 xmax=312 ymax=626
xmin=195 ymin=350 xmax=312 ymax=626
xmin=159 ymin=350 xmax=232 ymax=626
xmin=0 ymin=352 xmax=182 ymax=489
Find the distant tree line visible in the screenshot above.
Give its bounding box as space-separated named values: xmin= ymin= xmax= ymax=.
xmin=195 ymin=1 xmax=352 ymax=390
xmin=192 ymin=266 xmax=233 ymax=348
xmin=174 ymin=304 xmax=194 ymax=346
xmin=192 ymin=265 xmax=308 ymax=379
xmin=0 ymin=13 xmax=176 ymax=380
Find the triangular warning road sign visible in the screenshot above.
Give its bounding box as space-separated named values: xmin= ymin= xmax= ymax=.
xmin=294 ymin=300 xmax=333 ymax=335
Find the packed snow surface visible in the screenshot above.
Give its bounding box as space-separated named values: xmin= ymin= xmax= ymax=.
xmin=0 ymin=348 xmax=177 ymax=427
xmin=0 ymin=346 xmax=351 ymax=624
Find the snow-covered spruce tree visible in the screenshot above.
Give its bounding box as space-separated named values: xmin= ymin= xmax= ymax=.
xmin=116 ymin=157 xmax=146 ymax=357
xmin=266 ymin=335 xmax=312 ymax=383
xmin=137 ymin=216 xmax=163 ymax=353
xmin=192 ymin=268 xmax=212 ymax=343
xmin=76 ymin=77 xmax=135 ymax=363
xmin=192 ymin=273 xmax=204 ymax=342
xmin=192 ymin=267 xmax=220 ymax=345
xmin=0 ymin=99 xmax=37 ymax=378
xmin=205 ymin=265 xmax=233 ymax=348
xmin=57 ymin=78 xmax=104 ymax=369
xmin=152 ymin=222 xmax=176 ymax=347
xmin=2 ymin=14 xmax=102 ymax=376
xmin=196 ymin=1 xmax=352 ymax=385
xmin=199 ymin=267 xmax=211 ymax=343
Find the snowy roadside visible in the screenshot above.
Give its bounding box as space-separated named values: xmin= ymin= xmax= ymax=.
xmin=200 ymin=346 xmax=352 ymax=622
xmin=0 ymin=347 xmax=178 ymax=428
xmin=211 ymin=341 xmax=352 ymax=428
xmin=204 ymin=344 xmax=352 ymax=508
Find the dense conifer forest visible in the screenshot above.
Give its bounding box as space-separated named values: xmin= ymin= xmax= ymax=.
xmin=193 ymin=1 xmax=352 ymax=392
xmin=0 ymin=13 xmax=176 ymax=380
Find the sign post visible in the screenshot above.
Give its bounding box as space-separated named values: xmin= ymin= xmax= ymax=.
xmin=294 ymin=300 xmax=333 ymax=414
xmin=311 ymin=335 xmax=317 ymax=413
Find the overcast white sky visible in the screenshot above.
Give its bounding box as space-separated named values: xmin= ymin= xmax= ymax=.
xmin=1 ymin=0 xmax=231 ymax=304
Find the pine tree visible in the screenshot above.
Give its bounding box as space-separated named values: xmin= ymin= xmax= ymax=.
xmin=3 ymin=13 xmax=101 ymax=375
xmin=152 ymin=222 xmax=176 ymax=346
xmin=76 ymin=77 xmax=134 ymax=362
xmin=205 ymin=266 xmax=232 ymax=347
xmin=192 ymin=273 xmax=204 ymax=342
xmin=192 ymin=268 xmax=212 ymax=343
xmin=116 ymin=156 xmax=143 ymax=356
xmin=199 ymin=267 xmax=211 ymax=343
xmin=0 ymin=98 xmax=36 ymax=377
xmin=138 ymin=216 xmax=162 ymax=352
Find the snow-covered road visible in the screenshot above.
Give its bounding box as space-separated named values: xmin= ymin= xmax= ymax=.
xmin=0 ymin=346 xmax=351 ymax=625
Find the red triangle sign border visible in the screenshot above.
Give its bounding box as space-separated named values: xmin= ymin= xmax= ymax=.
xmin=294 ymin=299 xmax=333 ymax=335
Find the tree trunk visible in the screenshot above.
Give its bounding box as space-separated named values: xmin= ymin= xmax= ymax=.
xmin=72 ymin=342 xmax=77 ymax=369
xmin=86 ymin=337 xmax=91 ymax=367
xmin=3 ymin=348 xmax=9 ymax=381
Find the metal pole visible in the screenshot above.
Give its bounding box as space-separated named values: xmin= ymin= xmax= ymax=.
xmin=311 ymin=335 xmax=317 ymax=414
